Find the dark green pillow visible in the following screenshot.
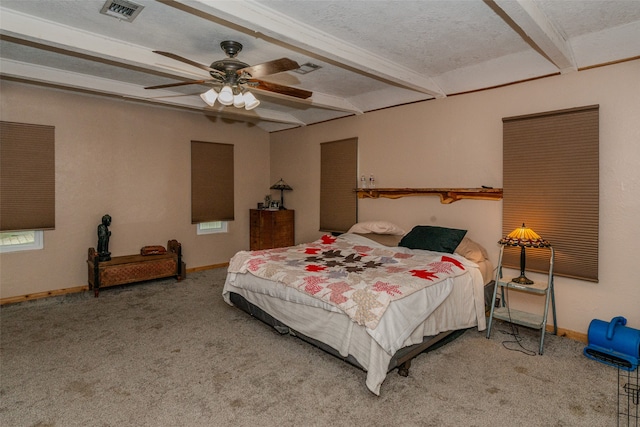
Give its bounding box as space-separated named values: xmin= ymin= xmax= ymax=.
xmin=399 ymin=226 xmax=468 ymax=253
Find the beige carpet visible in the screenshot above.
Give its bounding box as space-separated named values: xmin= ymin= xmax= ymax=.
xmin=0 ymin=268 xmax=623 ymax=426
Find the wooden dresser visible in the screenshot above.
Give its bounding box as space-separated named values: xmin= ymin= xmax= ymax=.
xmin=250 ymin=209 xmax=294 ymax=250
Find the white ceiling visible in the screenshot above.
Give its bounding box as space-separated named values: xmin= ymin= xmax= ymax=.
xmin=1 ymin=0 xmax=639 ymax=132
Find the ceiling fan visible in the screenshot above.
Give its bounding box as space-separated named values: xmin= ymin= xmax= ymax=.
xmin=145 ymin=40 xmax=312 ymax=110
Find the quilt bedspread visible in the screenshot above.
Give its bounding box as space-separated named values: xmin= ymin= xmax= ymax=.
xmin=228 ymin=234 xmax=469 ymax=330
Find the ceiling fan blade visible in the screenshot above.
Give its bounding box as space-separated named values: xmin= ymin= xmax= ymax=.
xmin=249 ymin=79 xmax=312 ymax=99
xmin=145 ymin=79 xmax=210 ymax=90
xmin=153 ymin=51 xmax=224 ymax=76
xmin=239 ymin=58 xmax=300 ymax=78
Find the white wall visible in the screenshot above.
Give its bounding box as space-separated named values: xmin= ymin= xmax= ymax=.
xmin=270 ymin=60 xmax=640 ymax=336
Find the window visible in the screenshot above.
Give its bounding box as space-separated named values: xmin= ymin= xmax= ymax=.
xmin=191 ymin=141 xmax=234 ymax=223
xmin=320 ymin=138 xmax=358 ymax=233
xmin=0 ymin=230 xmax=44 ymax=253
xmin=0 ymin=121 xmax=55 ymax=232
xmin=197 ymin=221 xmax=228 ymax=235
xmin=502 ymin=105 xmax=599 ymax=282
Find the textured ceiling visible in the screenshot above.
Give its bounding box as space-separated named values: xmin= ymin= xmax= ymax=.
xmin=1 ymin=0 xmax=639 ymax=132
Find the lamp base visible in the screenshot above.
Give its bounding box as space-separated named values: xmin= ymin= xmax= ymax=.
xmin=511 ymin=275 xmax=534 ymax=285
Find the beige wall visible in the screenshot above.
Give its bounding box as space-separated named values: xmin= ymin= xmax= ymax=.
xmin=2 ymin=60 xmax=638 ymax=335
xmin=0 ymin=81 xmax=270 ymax=299
xmin=270 ymin=60 xmax=640 ymax=335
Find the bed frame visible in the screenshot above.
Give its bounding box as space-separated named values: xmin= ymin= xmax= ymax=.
xmin=229 ymin=292 xmax=467 ymax=377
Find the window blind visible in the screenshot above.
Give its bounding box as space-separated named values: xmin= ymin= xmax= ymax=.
xmin=320 ymin=138 xmax=358 ymax=233
xmin=502 ymin=105 xmax=599 ymax=282
xmin=191 ymin=141 xmax=234 ymax=223
xmin=0 ymin=121 xmax=55 ymax=231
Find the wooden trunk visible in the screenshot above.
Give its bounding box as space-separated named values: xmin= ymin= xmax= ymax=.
xmin=87 ymin=239 xmax=184 ymax=297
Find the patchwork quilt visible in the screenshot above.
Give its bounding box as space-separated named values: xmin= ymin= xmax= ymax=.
xmin=227 ymin=234 xmax=468 ymax=330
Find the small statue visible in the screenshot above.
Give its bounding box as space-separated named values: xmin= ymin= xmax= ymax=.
xmin=97 ymin=214 xmax=112 ymax=261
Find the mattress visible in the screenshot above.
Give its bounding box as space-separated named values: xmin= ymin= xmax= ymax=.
xmin=222 ymin=233 xmax=487 ymax=395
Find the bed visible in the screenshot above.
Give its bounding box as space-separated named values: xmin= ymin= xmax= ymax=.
xmin=223 ymin=222 xmax=492 ymax=395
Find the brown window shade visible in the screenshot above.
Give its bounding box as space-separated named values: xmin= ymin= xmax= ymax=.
xmin=191 ymin=141 xmax=234 ymax=223
xmin=502 ymin=105 xmax=599 ymax=282
xmin=0 ymin=121 xmax=55 ymax=231
xmin=320 ymin=138 xmax=358 ymax=233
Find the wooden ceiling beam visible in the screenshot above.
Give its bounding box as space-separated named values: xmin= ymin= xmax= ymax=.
xmin=491 ymin=0 xmax=577 ymax=73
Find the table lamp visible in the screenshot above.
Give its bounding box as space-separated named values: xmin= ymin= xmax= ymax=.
xmin=499 ymin=223 xmax=550 ymax=284
xmin=270 ymin=178 xmax=293 ymax=210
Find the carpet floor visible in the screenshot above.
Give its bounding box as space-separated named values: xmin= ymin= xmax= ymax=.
xmin=0 ymin=268 xmax=625 ymax=426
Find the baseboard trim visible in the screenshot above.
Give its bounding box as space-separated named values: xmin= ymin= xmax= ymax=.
xmin=551 ymin=325 xmax=588 ymax=343
xmin=189 ymin=262 xmax=229 ymax=273
xmin=1 ymin=285 xmax=90 ymax=305
xmin=0 ymin=263 xmax=230 ymax=306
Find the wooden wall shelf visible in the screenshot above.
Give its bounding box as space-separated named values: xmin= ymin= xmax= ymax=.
xmin=355 ymin=188 xmax=503 ymax=204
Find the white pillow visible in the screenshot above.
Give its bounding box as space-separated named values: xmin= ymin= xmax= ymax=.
xmin=454 ymin=237 xmax=489 ymax=264
xmin=353 ymin=233 xmax=403 ymax=247
xmin=347 ymin=221 xmax=406 ymax=236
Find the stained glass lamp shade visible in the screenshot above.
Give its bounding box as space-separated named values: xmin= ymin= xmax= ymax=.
xmin=499 ymin=223 xmax=550 ymax=284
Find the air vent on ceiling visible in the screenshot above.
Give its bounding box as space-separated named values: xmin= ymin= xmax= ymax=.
xmin=293 ymin=63 xmax=322 ymax=75
xmin=100 ymin=0 xmax=144 ymax=22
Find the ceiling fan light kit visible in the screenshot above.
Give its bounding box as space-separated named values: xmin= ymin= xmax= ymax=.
xmin=147 ymin=40 xmax=311 ymax=111
xmin=217 ymin=85 xmax=235 ymax=106
xmin=242 ymin=91 xmax=260 ymax=110
xmin=233 ymin=93 xmax=245 ymax=108
xmin=200 ymin=88 xmax=218 ymax=107
xmin=198 ymin=86 xmax=260 ymax=110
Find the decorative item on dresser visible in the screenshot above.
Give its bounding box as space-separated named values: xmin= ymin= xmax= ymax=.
xmin=269 ymin=178 xmax=293 ymax=210
xmin=87 ymin=239 xmax=185 ymax=297
xmin=250 ymin=209 xmax=294 ymax=250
